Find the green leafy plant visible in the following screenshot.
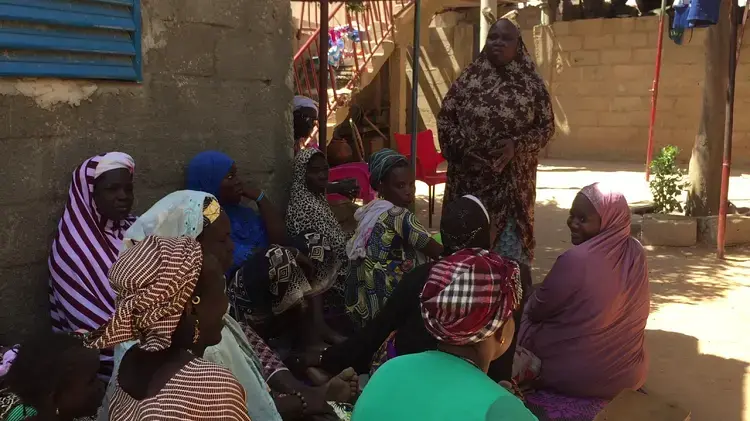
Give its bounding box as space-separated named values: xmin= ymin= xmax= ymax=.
xmin=649 ymin=145 xmax=689 ymax=214
xmin=346 ymin=0 xmax=366 ymax=13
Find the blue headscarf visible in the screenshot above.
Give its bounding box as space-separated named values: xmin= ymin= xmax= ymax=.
xmin=368 ymin=148 xmax=408 ymax=190
xmin=186 ymin=151 xmax=269 ymax=277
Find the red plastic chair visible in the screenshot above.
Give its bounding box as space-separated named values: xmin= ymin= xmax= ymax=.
xmin=327 ymin=162 xmax=376 ymax=204
xmin=393 ymin=130 xmax=447 ymax=228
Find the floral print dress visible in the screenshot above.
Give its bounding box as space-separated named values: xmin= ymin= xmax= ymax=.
xmin=437 ymin=38 xmax=555 ymax=264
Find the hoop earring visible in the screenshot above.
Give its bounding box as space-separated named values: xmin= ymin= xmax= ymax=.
xmin=193 ymin=319 xmax=200 ymax=344
xmin=191 ymin=296 xmax=201 ymax=305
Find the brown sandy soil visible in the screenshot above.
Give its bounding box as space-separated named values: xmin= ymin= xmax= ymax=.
xmin=414 ymin=159 xmax=750 ymax=421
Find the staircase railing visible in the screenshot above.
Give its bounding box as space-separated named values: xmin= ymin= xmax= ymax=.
xmin=292 ymin=0 xmax=412 ymax=136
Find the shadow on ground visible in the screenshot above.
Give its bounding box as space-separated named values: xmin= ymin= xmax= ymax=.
xmin=646 ymin=329 xmax=747 ymax=421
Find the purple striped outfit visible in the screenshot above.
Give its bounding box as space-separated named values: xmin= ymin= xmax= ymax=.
xmin=48 ymin=152 xmax=135 ymax=377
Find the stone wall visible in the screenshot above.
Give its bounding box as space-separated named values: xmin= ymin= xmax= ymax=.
xmin=0 ymin=0 xmax=294 ymax=343
xmin=541 ymin=16 xmax=750 ymax=164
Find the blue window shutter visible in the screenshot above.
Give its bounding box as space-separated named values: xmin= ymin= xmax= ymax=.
xmin=0 ymin=0 xmax=142 ymax=81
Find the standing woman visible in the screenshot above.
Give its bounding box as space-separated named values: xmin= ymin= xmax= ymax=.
xmin=48 ymin=152 xmax=136 ymax=377
xmin=438 ymin=18 xmax=555 ymax=265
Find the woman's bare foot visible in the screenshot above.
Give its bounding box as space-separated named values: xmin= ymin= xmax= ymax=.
xmin=323 ymin=367 xmax=359 ymax=403
xmin=316 ymin=323 xmax=347 ymax=346
xmin=306 ymin=366 xmax=332 ymax=386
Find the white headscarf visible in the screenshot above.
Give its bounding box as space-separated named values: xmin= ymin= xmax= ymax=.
xmin=293 ymin=95 xmax=318 ymax=112
xmin=123 ymin=190 xmax=219 ymax=251
xmin=94 ymin=152 xmax=135 ymax=179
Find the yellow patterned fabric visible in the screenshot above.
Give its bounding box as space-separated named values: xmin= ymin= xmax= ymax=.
xmin=344 ymin=206 xmax=431 ymax=326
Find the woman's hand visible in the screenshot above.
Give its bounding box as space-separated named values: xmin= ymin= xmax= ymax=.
xmin=242 ymin=185 xmax=263 ymax=201
xmin=294 ymin=252 xmax=316 ymax=278
xmin=489 ymin=139 xmax=515 ymax=172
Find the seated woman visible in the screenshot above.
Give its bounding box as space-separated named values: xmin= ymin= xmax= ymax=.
xmin=293 ymin=95 xmax=319 ymax=154
xmin=287 ymin=148 xmax=355 ymax=344
xmin=3 ymin=332 xmax=104 ymax=421
xmin=48 ymin=152 xmax=135 ymax=378
xmin=305 ymin=196 xmax=530 ymax=384
xmin=186 ymin=151 xmax=287 ymax=278
xmin=518 ymin=183 xmax=649 ymax=419
xmin=104 ymin=191 xmax=358 ymax=421
xmin=344 ymin=148 xmax=442 ymax=327
xmin=352 ymin=249 xmax=537 ymax=421
xmin=86 ymin=236 xmax=250 ymax=420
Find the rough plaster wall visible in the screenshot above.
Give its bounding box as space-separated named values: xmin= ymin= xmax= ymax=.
xmin=0 ymin=0 xmax=294 ymax=343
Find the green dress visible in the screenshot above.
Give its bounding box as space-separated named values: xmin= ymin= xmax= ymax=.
xmin=352 ymin=351 xmax=538 ymax=421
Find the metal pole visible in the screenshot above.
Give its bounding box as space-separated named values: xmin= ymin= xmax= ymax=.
xmin=479 ymin=0 xmax=497 ymax=50
xmin=410 ymin=0 xmax=421 ymax=181
xmin=718 ymin=0 xmax=739 ymax=259
xmin=318 ymin=0 xmax=329 ymax=155
xmin=645 ymin=0 xmax=667 ymax=181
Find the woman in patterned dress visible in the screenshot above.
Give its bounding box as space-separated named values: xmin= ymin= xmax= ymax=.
xmin=103 ymin=191 xmax=358 ymax=421
xmin=344 ymin=149 xmax=443 ymax=327
xmin=86 ymin=236 xmax=251 ymax=420
xmin=437 ymin=18 xmax=555 ymax=266
xmin=286 ymin=148 xmax=354 ymax=345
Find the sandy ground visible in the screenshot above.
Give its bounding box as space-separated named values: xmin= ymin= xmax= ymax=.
xmin=413 ymin=159 xmax=750 ymax=421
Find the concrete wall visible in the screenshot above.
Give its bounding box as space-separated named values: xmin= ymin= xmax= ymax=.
xmin=0 ymin=0 xmax=294 ymax=343
xmin=405 ymin=10 xmax=477 ymax=135
xmin=539 ymin=16 xmax=750 ymax=164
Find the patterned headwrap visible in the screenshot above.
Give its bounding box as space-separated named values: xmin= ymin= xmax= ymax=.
xmin=368 ymin=148 xmax=408 ymax=190
xmin=85 ymin=236 xmax=203 ymax=352
xmin=230 ymin=231 xmax=329 ymax=324
xmin=123 ymin=190 xmax=221 ymax=250
xmin=421 ymin=248 xmax=522 ymax=345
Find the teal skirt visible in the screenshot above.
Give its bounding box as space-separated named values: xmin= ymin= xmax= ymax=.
xmin=493 ymin=217 xmax=530 ymax=266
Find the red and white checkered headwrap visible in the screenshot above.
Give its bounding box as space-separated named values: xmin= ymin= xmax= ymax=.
xmin=420 ymin=248 xmax=522 ymax=346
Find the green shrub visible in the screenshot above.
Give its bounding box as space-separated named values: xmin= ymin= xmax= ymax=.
xmin=649 ymin=145 xmax=689 ymax=213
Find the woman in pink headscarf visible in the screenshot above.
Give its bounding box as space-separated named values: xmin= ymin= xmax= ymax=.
xmin=519 ymin=182 xmax=649 ymax=402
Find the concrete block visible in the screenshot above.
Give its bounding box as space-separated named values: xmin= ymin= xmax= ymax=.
xmin=569 ymin=18 xmax=604 ymax=36
xmin=641 ymin=214 xmax=698 ymax=247
xmin=609 ymin=17 xmax=637 ymax=33
xmin=598 ymin=111 xmax=649 ymax=127
xmin=583 ymin=34 xmax=614 ymax=50
xmin=614 ymin=32 xmax=648 ymax=48
xmin=569 ymin=50 xmax=600 ymax=66
xmin=634 ymin=16 xmax=659 ymax=32
xmin=697 ymin=215 xmax=750 ymax=246
xmin=633 ymin=48 xmax=657 ymax=64
xmin=552 ymin=21 xmax=572 ymax=36
xmin=610 ymin=96 xmax=645 ymax=111
xmin=612 ymin=64 xmax=652 ymax=80
xmin=601 ymin=49 xmax=633 ymax=64
xmin=580 ymin=66 xmax=613 ymax=81
xmin=556 ymin=35 xmax=583 ymax=51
